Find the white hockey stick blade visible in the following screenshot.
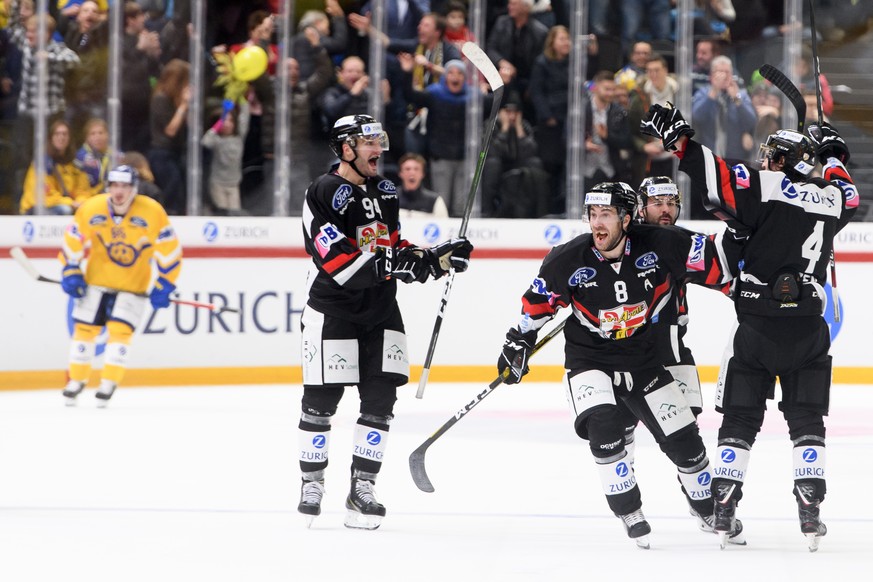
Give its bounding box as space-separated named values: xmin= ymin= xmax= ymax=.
xmin=461 ymin=42 xmax=503 ymax=91
xmin=10 ymin=246 xmax=59 ymax=283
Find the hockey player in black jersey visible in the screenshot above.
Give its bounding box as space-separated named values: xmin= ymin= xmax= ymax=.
xmin=297 ymin=114 xmax=473 ymax=530
xmin=496 ymin=182 xmax=741 ymax=549
xmin=642 ymin=103 xmax=858 ymax=551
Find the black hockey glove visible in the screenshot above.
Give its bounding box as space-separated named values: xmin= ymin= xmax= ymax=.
xmin=373 ymin=246 xmax=395 ymax=281
xmin=392 ymin=247 xmax=430 ymax=284
xmin=640 ymin=103 xmax=695 ymax=152
xmin=425 ymin=237 xmax=474 ymax=279
xmin=808 ymin=121 xmax=850 ymax=165
xmin=497 ymin=328 xmax=535 ymax=385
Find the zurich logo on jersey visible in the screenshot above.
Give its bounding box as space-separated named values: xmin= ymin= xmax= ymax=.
xmin=635 ymin=251 xmax=658 ymax=269
xmin=22 ymin=221 xmax=34 ymax=242
xmin=367 ymin=431 xmax=382 ymax=446
xmin=720 ymin=449 xmax=736 ymax=463
xmin=203 ymin=221 xmax=219 ymax=242
xmin=423 ymin=223 xmax=441 ymax=244
xmin=544 ymin=224 xmax=562 ymax=245
xmin=332 ymin=184 xmax=353 ymax=210
xmin=312 ymin=435 xmax=327 ymax=449
xmin=377 ymin=179 xmax=396 ymax=193
xmin=803 ymin=448 xmax=818 ymax=462
xmin=569 ymin=267 xmax=596 ymax=286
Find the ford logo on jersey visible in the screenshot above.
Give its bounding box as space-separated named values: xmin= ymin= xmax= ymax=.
xmin=635 ymin=252 xmax=658 ymax=269
xmin=569 ymin=267 xmax=596 ymax=286
xmin=377 ymin=179 xmax=396 ymax=193
xmin=544 ymin=224 xmax=562 ymax=245
xmin=332 ymin=184 xmax=353 ymax=210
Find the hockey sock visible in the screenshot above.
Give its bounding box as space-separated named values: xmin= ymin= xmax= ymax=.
xmin=351 ymin=414 xmax=390 ymax=477
xmin=299 ymin=412 xmax=331 ymax=479
xmin=101 ymin=320 xmax=133 ymax=384
xmin=712 ymin=442 xmax=751 ymax=489
xmin=68 ymin=323 xmax=101 ymax=382
xmin=595 ymin=450 xmax=641 ymax=516
xmin=677 ymin=456 xmax=714 ymax=515
xmin=623 ymin=428 xmax=636 ymax=468
xmin=793 ymin=438 xmax=826 ymax=501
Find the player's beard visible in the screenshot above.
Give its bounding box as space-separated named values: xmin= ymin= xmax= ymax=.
xmin=593 ymin=227 xmax=626 ymax=256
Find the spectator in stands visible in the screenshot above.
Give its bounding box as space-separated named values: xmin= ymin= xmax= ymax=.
xmin=348 ymin=0 xmax=425 ymax=47
xmin=229 ymin=11 xmax=278 ymax=77
xmin=486 ymin=0 xmax=549 ymax=117
xmin=74 ymin=117 xmax=114 ymax=198
xmin=121 ymin=0 xmax=160 ymax=154
xmin=202 ymin=100 xmax=250 ymax=215
xmin=59 ymin=0 xmax=109 ymax=142
xmin=584 ymin=70 xmax=633 ymax=193
xmin=321 ymin=56 xmax=389 ymax=125
xmin=614 ymin=41 xmax=651 ymax=91
xmin=396 ymin=152 xmax=449 ymax=219
xmin=121 ymin=150 xmax=162 ymax=203
xmin=628 ymin=53 xmax=677 ymax=186
xmin=691 ymin=55 xmax=757 ymax=164
xmin=293 ymin=0 xmax=347 ymax=81
xmin=147 ymin=58 xmax=190 ymax=215
xmin=529 ymin=24 xmax=570 ymax=214
xmin=19 ymin=119 xmax=90 ymax=214
xmin=749 ymin=81 xmax=781 ymax=154
xmin=481 ymin=92 xmax=546 ymax=218
xmin=620 ymin=1 xmax=671 ymax=54
xmin=398 ymin=54 xmax=483 ymax=217
xmin=690 ymin=37 xmax=721 ymax=95
xmin=443 ymin=1 xmax=475 ymax=53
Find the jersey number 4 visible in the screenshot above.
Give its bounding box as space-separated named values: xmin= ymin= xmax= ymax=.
xmin=801 ymin=220 xmax=825 ymax=274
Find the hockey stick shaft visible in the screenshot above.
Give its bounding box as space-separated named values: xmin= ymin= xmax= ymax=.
xmin=415 ymin=42 xmax=505 ymax=400
xmin=758 ymin=64 xmax=806 ymax=131
xmin=409 ymin=317 xmax=567 ymax=493
xmin=10 ymin=246 xmax=239 ymax=314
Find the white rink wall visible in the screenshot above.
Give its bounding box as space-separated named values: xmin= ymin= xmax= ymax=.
xmin=1 ymin=216 xmax=872 ymax=388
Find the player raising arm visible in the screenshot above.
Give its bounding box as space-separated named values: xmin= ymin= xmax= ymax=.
xmin=641 ymin=103 xmax=857 ymax=551
xmin=60 ymin=165 xmax=182 ymax=407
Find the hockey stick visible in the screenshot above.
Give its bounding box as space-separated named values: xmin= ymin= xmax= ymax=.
xmin=807 ymin=0 xmax=840 ymax=322
xmin=10 ymin=246 xmax=240 ymax=314
xmin=758 ymin=64 xmax=806 ymax=132
xmin=415 ymin=42 xmax=505 ymax=399
xmin=409 ymin=317 xmax=567 ymax=493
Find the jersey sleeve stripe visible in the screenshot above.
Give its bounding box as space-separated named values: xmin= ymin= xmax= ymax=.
xmin=331 ymin=252 xmax=373 ymax=286
xmin=322 ymin=249 xmax=361 ymax=274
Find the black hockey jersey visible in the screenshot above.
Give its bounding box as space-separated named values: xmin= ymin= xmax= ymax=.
xmin=516 ymin=225 xmax=732 ymax=371
xmin=302 ymin=171 xmax=416 ymax=324
xmin=679 ymin=139 xmax=858 ymax=316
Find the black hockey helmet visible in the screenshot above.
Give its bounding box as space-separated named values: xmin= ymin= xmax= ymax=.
xmin=584 ymin=182 xmax=638 ymax=221
xmin=637 ymin=176 xmax=680 ymax=223
xmin=758 ymin=129 xmax=815 ymax=180
xmin=329 ymin=114 xmax=390 ymax=158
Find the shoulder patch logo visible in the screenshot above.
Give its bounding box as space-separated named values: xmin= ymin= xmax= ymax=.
xmin=781 ymin=176 xmax=799 ymax=199
xmin=569 ymin=267 xmax=597 ymax=286
xmin=377 ymin=179 xmax=396 ymax=194
xmin=635 ymin=252 xmax=658 ymax=269
xmin=332 ymin=184 xmax=353 ymax=211
xmin=733 ymin=164 xmax=751 ymax=189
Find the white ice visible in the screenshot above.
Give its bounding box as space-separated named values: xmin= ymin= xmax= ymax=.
xmin=1 ymin=382 xmax=871 ymax=582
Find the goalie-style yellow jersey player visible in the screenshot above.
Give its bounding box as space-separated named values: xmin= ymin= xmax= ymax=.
xmin=58 ymin=165 xmax=183 ymax=407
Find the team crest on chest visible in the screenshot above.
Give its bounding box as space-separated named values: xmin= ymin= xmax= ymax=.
xmin=357 ymin=221 xmax=390 ymax=252
xmin=598 ymin=301 xmax=648 ymax=340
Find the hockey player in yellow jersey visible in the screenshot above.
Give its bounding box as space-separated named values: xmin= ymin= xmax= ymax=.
xmin=59 ymin=165 xmax=183 ymax=407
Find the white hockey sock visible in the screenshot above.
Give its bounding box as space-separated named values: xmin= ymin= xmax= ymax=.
xmin=712 ymin=444 xmax=751 ymax=484
xmin=352 ymin=420 xmax=389 ymax=472
xmin=595 ymin=451 xmax=637 ymax=497
xmin=793 ymin=445 xmax=826 ymax=481
xmin=678 ymin=457 xmax=713 ymax=502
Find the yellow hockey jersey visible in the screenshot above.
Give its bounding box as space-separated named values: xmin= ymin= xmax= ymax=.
xmin=60 ymin=194 xmax=182 ymax=294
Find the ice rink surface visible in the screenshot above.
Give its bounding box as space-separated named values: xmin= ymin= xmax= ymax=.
xmin=1 ymin=381 xmax=871 ymax=582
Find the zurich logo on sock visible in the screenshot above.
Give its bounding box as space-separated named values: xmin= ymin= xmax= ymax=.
xmin=720 ymin=449 xmax=736 ymax=463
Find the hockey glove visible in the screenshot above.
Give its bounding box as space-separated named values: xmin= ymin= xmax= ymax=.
xmin=497 ymin=328 xmax=535 ymax=385
xmin=392 ymin=246 xmax=430 ymax=284
xmin=61 ymin=264 xmax=87 ymax=298
xmin=808 ymin=121 xmax=850 ymax=165
xmin=149 ymin=276 xmax=176 ymax=310
xmin=640 ymin=103 xmax=695 ymax=152
xmin=425 ymin=237 xmax=474 ymax=279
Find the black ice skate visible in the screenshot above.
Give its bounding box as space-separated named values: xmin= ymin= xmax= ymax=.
xmin=713 ymin=482 xmax=741 ymax=550
xmin=297 ymin=479 xmax=325 ymax=528
xmin=62 ymin=380 xmax=85 ymax=407
xmin=618 ymin=509 xmax=651 ymax=549
xmin=691 ymin=507 xmax=746 ymax=546
xmin=796 ymin=483 xmax=827 ymax=552
xmin=95 ymin=380 xmax=117 ymax=408
xmin=344 ymin=477 xmax=386 ymax=530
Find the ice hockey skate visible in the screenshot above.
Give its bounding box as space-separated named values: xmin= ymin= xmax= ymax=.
xmin=690 ymin=507 xmax=746 ymax=546
xmin=796 ymin=483 xmax=827 ymax=552
xmin=344 ymin=477 xmax=386 ymax=530
xmin=62 ymin=380 xmax=85 ymax=406
xmin=95 ymin=380 xmax=117 ymax=408
xmin=618 ymin=509 xmax=651 ymax=549
xmin=713 ymin=482 xmax=742 ymax=549
xmin=297 ymin=479 xmax=325 ymax=528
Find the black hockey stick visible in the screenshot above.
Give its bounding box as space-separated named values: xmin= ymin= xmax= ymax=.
xmin=415 ymin=42 xmax=505 ymax=399
xmin=758 ymin=63 xmax=806 ymax=132
xmin=10 ymin=246 xmax=240 ymax=314
xmin=409 ymin=317 xmax=567 ymax=492
xmin=807 ymin=0 xmax=841 ymax=323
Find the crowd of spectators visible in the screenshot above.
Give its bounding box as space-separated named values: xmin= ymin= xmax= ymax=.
xmin=0 ymin=0 xmax=867 ymax=218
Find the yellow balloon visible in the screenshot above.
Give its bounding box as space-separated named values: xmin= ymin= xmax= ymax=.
xmin=232 ymin=46 xmax=269 ymax=81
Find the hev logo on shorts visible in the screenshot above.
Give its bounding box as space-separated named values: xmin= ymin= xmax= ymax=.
xmin=803 ymin=448 xmax=818 ymax=462
xmin=366 ymin=431 xmax=382 ymax=446
xmin=720 ymin=449 xmax=736 ymax=463
xmin=312 ymin=435 xmax=326 ymax=449
xmin=615 ymin=462 xmax=629 ymax=477
xmin=569 ymin=267 xmax=596 ymax=286
xmin=635 ymin=252 xmax=658 ymax=269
